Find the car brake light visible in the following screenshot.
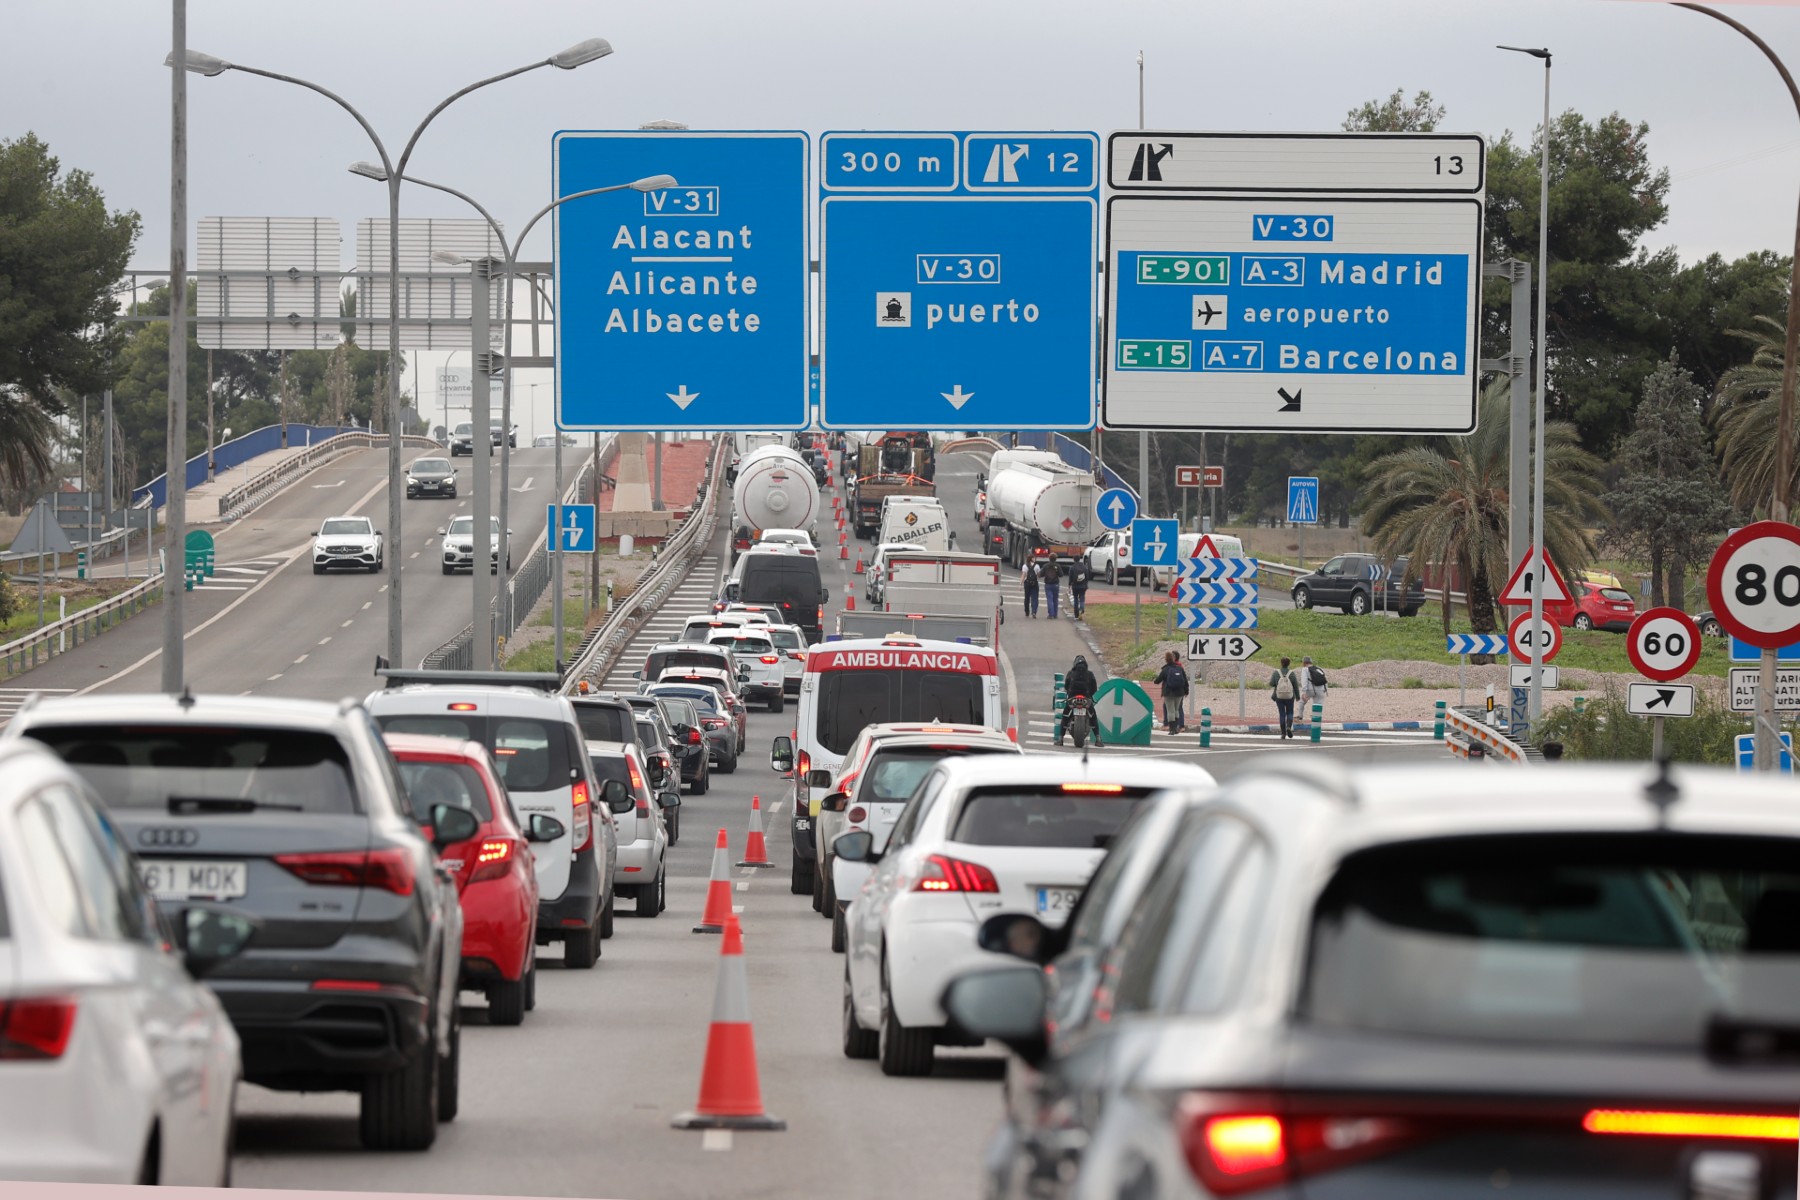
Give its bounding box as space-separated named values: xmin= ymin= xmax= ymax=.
xmin=310 ymin=979 xmax=386 ymax=992
xmin=847 ymin=805 xmax=867 ymax=823
xmin=760 ymin=655 xmax=780 ymax=664
xmin=688 ymin=729 xmax=703 ymax=744
xmin=1583 ymin=1110 xmax=1799 ymax=1141
xmin=449 ymin=702 xmax=477 ymax=711
xmin=275 ymin=849 xmax=416 ymax=895
xmin=1200 ymin=1115 xmax=1285 ymax=1178
xmin=798 ymin=750 xmax=811 ymax=778
xmin=0 ymin=998 xmax=77 ymax=1060
xmin=468 ymin=839 xmax=515 ymax=885
xmin=627 ymin=758 xmax=646 ymax=792
xmin=913 ymin=853 xmax=999 ymax=893
xmin=1062 ymin=782 xmax=1126 ymax=793
xmin=571 ymin=779 xmax=593 ymax=852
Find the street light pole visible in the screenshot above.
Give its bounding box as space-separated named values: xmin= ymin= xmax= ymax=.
xmin=1675 ymin=3 xmax=1800 ymax=772
xmin=173 ymin=37 xmax=613 ymax=670
xmin=163 ymin=0 xmax=188 ymax=693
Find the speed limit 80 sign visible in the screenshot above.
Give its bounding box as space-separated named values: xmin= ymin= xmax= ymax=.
xmin=1706 ymin=521 xmax=1800 ymax=650
xmin=1627 ymin=607 xmax=1702 ymax=682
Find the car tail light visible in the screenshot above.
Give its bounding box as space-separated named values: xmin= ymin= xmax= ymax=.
xmin=627 ymin=757 xmax=646 ymax=792
xmin=311 ymin=979 xmax=386 ymax=992
xmin=449 ymin=702 xmax=477 ymax=711
xmin=701 ymin=716 xmax=727 ymax=729
xmin=276 ymin=848 xmax=416 ymax=895
xmin=0 ymin=998 xmax=77 ymax=1060
xmin=797 ymin=750 xmax=811 ymax=778
xmin=760 ymin=655 xmax=780 ymax=664
xmin=912 ymin=853 xmax=999 ymax=893
xmin=1062 ymin=782 xmax=1126 ymax=794
xmin=847 ymin=806 xmax=867 ymax=824
xmin=571 ymin=779 xmax=594 ymax=852
xmin=688 ymin=729 xmax=703 ymax=744
xmin=1583 ymin=1110 xmax=1799 ymax=1141
xmin=468 ymin=839 xmax=516 ymax=884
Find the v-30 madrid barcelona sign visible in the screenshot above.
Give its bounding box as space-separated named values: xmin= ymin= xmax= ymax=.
xmin=1102 ymin=132 xmax=1485 ymax=435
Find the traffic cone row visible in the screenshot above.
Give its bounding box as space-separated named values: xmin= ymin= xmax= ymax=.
xmin=670 ymin=914 xmax=786 ymax=1131
xmin=738 ymin=796 xmax=774 ymax=867
xmin=854 ymin=551 xmax=865 ymax=574
xmin=693 ymin=828 xmax=735 ymax=933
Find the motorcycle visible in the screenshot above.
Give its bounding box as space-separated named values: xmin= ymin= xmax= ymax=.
xmin=1063 ymin=693 xmax=1097 ymax=749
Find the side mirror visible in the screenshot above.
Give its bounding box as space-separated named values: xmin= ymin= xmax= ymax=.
xmin=526 ymin=813 xmax=566 ymax=843
xmin=977 ymin=912 xmax=1061 ymax=965
xmin=738 ymin=666 xmax=751 ymax=680
xmin=429 ymin=803 xmax=480 ymax=849
xmin=940 ymin=967 xmax=1049 ymax=1065
xmin=770 ymin=735 xmax=794 ymax=772
xmin=806 ymin=768 xmax=835 ymax=789
xmin=181 ymin=907 xmax=258 ymax=979
xmin=436 ymin=527 xmax=447 ymax=537
xmin=601 ymin=778 xmax=634 ymax=815
xmin=822 ymin=792 xmax=850 ymax=813
xmin=833 ymin=829 xmax=878 ymax=864
xmin=819 ymin=586 xmax=831 ymax=604
xmin=632 ymin=669 xmax=643 ymax=680
xmin=658 ymin=792 xmax=681 ymax=809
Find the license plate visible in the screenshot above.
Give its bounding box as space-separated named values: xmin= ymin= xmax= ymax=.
xmin=1035 ymin=886 xmax=1080 ymax=915
xmin=138 ymin=859 xmax=247 ymax=901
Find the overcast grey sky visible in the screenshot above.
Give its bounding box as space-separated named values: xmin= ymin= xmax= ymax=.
xmin=9 ymin=0 xmax=1800 ymax=433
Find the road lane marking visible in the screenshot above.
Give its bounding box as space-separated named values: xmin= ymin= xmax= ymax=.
xmin=341 ymin=619 xmax=353 ymax=627
xmin=318 ymin=637 xmax=331 ymax=645
xmin=736 ymin=881 xmax=749 ymax=891
xmin=362 ymin=601 xmax=372 ymax=609
xmin=701 ymin=1130 xmax=732 ymax=1152
xmin=294 ymin=654 xmax=308 ymax=664
xmin=267 ymin=673 xmax=282 ymax=681
xmin=411 ymin=551 xmax=419 ymax=559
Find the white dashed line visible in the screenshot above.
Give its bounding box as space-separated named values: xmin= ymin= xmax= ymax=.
xmin=267 ymin=673 xmax=283 ymax=681
xmin=294 ymin=654 xmax=308 ymax=664
xmin=362 ymin=601 xmax=372 ymax=610
xmin=341 ymin=619 xmax=353 ymax=627
xmin=318 ymin=637 xmax=331 ymax=645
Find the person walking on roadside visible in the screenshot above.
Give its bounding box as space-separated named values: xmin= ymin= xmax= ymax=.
xmin=1069 ymin=556 xmax=1091 ymax=619
xmin=1042 ymin=556 xmax=1063 ymax=619
xmin=1153 ymin=649 xmax=1190 ymax=735
xmin=1300 ymin=655 xmax=1328 ymax=734
xmin=1020 ymin=558 xmax=1040 ymax=618
xmin=1269 ymin=656 xmax=1301 ymax=739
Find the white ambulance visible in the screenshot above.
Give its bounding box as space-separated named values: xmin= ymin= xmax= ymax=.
xmin=769 ymin=634 xmax=1002 ymax=897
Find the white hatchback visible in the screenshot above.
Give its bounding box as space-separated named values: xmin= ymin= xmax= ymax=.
xmin=838 ymin=752 xmax=1214 ymax=1076
xmin=0 ymin=740 xmax=245 ymax=1185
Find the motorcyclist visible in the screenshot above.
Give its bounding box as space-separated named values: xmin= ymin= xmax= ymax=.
xmin=1057 ymin=654 xmax=1101 ymax=747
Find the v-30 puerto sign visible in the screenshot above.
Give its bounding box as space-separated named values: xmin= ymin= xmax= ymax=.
xmin=1508 ymin=610 xmax=1562 ymax=665
xmin=1706 ymin=520 xmax=1800 ymax=650
xmin=1626 ymin=607 xmax=1702 ymax=683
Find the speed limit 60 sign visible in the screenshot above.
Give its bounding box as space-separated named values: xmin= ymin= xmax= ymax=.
xmin=1626 ymin=608 xmax=1702 ymax=682
xmin=1508 ymin=610 xmax=1562 ymax=664
xmin=1707 ymin=521 xmax=1800 ymax=650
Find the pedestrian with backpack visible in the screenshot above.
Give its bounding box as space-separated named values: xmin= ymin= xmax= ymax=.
xmin=1153 ymin=650 xmax=1190 ymax=734
xmin=1042 ymin=557 xmax=1063 ymax=619
xmin=1069 ymin=557 xmax=1090 ymax=619
xmin=1301 ymin=655 xmax=1328 ymax=716
xmin=1020 ymin=558 xmax=1040 ymax=618
xmin=1269 ymin=656 xmax=1301 ymax=739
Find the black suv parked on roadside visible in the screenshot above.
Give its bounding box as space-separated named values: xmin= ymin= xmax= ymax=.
xmin=1291 ymin=553 xmax=1425 ymax=617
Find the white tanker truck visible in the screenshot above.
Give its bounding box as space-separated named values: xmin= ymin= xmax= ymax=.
xmin=730 ymin=444 xmax=821 ymax=559
xmin=980 ymin=451 xmax=1099 ymax=566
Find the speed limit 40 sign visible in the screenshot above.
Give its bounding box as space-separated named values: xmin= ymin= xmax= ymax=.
xmin=1626 ymin=607 xmax=1702 ymax=682
xmin=1508 ymin=610 xmax=1563 ymax=664
xmin=1707 ymin=521 xmax=1800 ymax=649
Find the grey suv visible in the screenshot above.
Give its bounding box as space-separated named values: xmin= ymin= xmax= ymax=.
xmin=6 ymin=693 xmax=468 ymax=1152
xmin=1291 ymin=552 xmax=1424 ymax=616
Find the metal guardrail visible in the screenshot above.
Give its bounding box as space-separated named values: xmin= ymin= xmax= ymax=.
xmin=420 ymin=436 xmax=621 ymax=672
xmin=1444 ymin=704 xmax=1532 ymax=764
xmin=560 ymin=434 xmax=729 ymax=695
xmin=217 ymin=432 xmax=440 ymax=523
xmin=1 ymin=572 xmax=165 ymax=681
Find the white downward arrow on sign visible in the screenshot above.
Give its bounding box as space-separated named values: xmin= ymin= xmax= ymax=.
xmin=667 ymin=385 xmax=700 ymax=410
xmin=941 ymin=385 xmax=975 ymax=410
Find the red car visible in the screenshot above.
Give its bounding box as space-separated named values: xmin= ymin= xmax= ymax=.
xmin=385 ymin=733 xmax=546 ymax=1027
xmin=1507 ymin=581 xmax=1638 ymax=633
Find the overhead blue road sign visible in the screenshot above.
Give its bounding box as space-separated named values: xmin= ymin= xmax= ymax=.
xmin=1129 ymin=518 xmax=1178 ymax=567
xmin=549 ymin=503 xmax=597 ymax=553
xmin=819 ymin=131 xmax=1099 ymax=431
xmin=553 ymin=130 xmax=810 ymax=431
xmin=1096 ymin=487 xmax=1137 ymax=531
xmin=1446 ymin=633 xmax=1508 ymax=656
xmin=1737 ymin=732 xmax=1793 ymax=773
xmin=1179 ymin=556 xmax=1258 ymax=580
xmin=1177 ymin=580 xmax=1257 ymax=606
xmin=1287 ymin=476 xmax=1320 ymax=525
xmin=1177 ymin=606 xmax=1258 ymax=631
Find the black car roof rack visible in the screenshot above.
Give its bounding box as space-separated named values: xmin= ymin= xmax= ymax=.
xmin=374 ymin=662 xmax=561 ymax=693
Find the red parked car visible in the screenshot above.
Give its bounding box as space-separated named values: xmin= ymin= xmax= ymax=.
xmin=1508 ymin=581 xmax=1638 ymax=633
xmin=384 ymin=733 xmax=548 ymax=1027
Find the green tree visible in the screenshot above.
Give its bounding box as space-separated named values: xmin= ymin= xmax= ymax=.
xmin=1712 ymin=314 xmax=1800 ymax=515
xmin=1343 ymin=88 xmax=1445 ymax=133
xmin=1359 ymin=376 xmax=1608 ymax=636
xmin=1603 ymin=355 xmax=1731 ymax=608
xmin=0 ymin=133 xmax=139 ymax=490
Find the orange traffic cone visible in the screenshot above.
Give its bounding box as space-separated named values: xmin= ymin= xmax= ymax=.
xmin=840 ymin=542 xmax=849 ymax=560
xmin=671 ymin=914 xmax=786 ymax=1131
xmin=1007 ymin=705 xmax=1018 ymax=743
xmin=693 ymin=828 xmax=735 ymax=934
xmin=845 ymin=593 xmax=856 ymax=611
xmin=854 ymin=552 xmax=865 ymax=574
xmin=738 ymin=796 xmax=774 ymax=867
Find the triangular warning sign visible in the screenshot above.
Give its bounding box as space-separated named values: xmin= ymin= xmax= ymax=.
xmin=1499 ymin=548 xmax=1570 ymax=606
xmin=1190 ymin=534 xmax=1220 ymax=558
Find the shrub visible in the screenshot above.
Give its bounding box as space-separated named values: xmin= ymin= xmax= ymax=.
xmin=1400 ymin=677 xmax=1425 ymax=689
xmin=0 ymin=575 xmax=18 ymax=624
xmin=1535 ymin=687 xmax=1746 ymax=766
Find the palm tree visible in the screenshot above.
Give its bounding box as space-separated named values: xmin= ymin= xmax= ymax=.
xmin=1359 ymin=376 xmax=1608 ymax=636
xmin=0 ymin=388 xmax=55 ymax=495
xmin=1713 ymin=315 xmax=1799 ymax=514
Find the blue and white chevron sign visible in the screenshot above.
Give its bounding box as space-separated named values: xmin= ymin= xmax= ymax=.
xmin=1446 ymin=633 xmax=1508 ymax=656
xmin=1177 ymin=606 xmax=1259 ymax=631
xmin=1179 ymin=556 xmax=1258 ymax=581
xmin=1177 ymin=580 xmax=1258 ymax=606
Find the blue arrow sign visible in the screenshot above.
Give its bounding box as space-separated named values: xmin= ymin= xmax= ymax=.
xmin=1287 ymin=476 xmax=1320 ymax=525
xmin=818 ymin=131 xmax=1099 ymax=432
xmin=1179 ymin=556 xmax=1258 ymax=580
xmin=1177 ymin=606 xmax=1259 ymax=630
xmin=1096 ymin=487 xmax=1137 ymax=530
xmin=1737 ymin=732 xmax=1793 ymax=772
xmin=549 ymin=503 xmax=597 ymax=553
xmin=553 ymin=130 xmax=811 ymax=432
xmin=1177 ymin=580 xmax=1257 ymax=606
xmin=1129 ymin=518 xmax=1178 ymax=567
xmin=1446 ymin=633 xmax=1509 ymax=656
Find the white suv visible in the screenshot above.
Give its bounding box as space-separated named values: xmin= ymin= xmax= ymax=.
xmin=312 ymin=515 xmax=383 ymax=574
xmin=704 ymin=628 xmax=785 ymax=712
xmin=586 ymin=742 xmax=667 ymax=918
xmin=440 ymin=514 xmax=509 ymax=575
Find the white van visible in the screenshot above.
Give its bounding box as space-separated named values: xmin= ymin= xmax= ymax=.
xmin=1150 ymin=532 xmax=1249 ymax=587
xmin=877 ymin=498 xmax=951 ymax=551
xmin=769 ymin=635 xmax=1003 ymax=896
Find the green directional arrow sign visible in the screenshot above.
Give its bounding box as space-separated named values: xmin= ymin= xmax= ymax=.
xmin=1092 ymin=678 xmax=1155 ymax=746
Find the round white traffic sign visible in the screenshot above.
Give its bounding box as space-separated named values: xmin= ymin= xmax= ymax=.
xmin=1626 ymin=607 xmax=1702 ymax=682
xmin=1508 ymin=610 xmax=1562 ymax=664
xmin=1707 ymin=521 xmax=1800 ymax=649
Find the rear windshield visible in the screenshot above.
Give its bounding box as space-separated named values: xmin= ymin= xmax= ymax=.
xmin=1303 ymin=834 xmax=1800 ymax=1051
xmin=27 ymin=725 xmax=358 ymax=815
xmin=589 ymin=754 xmax=640 ymax=792
xmin=1600 ymin=587 xmax=1633 ymax=602
xmin=715 ymin=636 xmax=774 ymax=655
xmin=950 ymin=784 xmax=1152 ymax=849
xmin=650 ymin=687 xmax=722 ymax=715
xmin=648 ymin=648 xmax=731 ymax=675
xmin=372 ymin=714 xmax=571 ymax=794
xmin=767 ymin=628 xmax=804 ymax=651
xmin=816 ymin=670 xmax=985 ymax=754
xmin=572 ymin=703 xmax=634 ymax=746
xmin=395 ymin=759 xmax=494 ymax=822
xmin=634 ymin=718 xmax=663 ymax=747
xmin=740 ymin=558 xmax=822 ymax=607
xmin=864 ymin=746 xmax=1015 ymax=802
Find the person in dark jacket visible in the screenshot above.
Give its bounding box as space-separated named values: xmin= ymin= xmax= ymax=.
xmin=1020 ymin=558 xmax=1040 ymax=617
xmin=1153 ymin=650 xmax=1190 ymax=734
xmin=1042 ymin=557 xmax=1063 ymax=619
xmin=1069 ymin=556 xmax=1091 ymax=618
xmin=1058 ymin=655 xmax=1100 ymax=746
xmin=1268 ymin=656 xmax=1301 ymax=739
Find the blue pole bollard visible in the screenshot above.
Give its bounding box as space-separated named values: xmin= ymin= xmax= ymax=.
xmin=1433 ymin=700 xmax=1446 ymax=740
xmin=1309 ymin=702 xmax=1323 ymax=743
xmin=1200 ymin=706 xmax=1212 ymax=749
